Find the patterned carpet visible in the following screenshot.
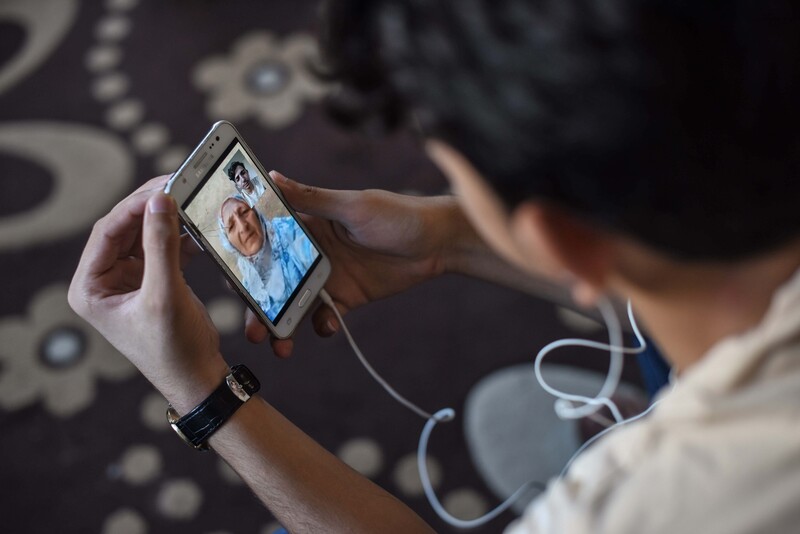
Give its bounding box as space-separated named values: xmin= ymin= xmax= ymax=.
xmin=0 ymin=1 xmax=644 ymax=533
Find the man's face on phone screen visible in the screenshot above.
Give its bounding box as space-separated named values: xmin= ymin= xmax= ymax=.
xmin=233 ymin=164 xmax=254 ymax=193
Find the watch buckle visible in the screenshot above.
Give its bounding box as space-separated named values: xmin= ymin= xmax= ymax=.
xmin=226 ymin=374 xmax=251 ymax=403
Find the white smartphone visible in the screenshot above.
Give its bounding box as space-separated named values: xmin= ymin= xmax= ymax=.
xmin=166 ymin=121 xmax=331 ymax=339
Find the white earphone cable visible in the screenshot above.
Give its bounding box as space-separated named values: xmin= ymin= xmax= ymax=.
xmin=534 ymin=299 xmax=647 ymax=424
xmin=318 ymin=289 xmax=450 ymax=422
xmin=318 ymin=288 xmax=658 ymax=528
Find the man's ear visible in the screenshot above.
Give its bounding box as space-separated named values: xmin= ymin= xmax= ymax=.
xmin=509 ymin=201 xmax=615 ymax=307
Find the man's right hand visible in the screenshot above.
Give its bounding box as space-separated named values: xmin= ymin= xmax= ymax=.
xmin=247 ymin=171 xmax=471 ymax=357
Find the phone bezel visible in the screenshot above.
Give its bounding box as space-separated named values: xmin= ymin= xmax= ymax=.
xmin=165 ymin=120 xmax=331 ymax=339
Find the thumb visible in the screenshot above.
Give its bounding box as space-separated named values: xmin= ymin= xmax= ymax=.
xmin=142 ymin=192 xmax=182 ymax=296
xmin=270 ymin=170 xmax=351 ymax=221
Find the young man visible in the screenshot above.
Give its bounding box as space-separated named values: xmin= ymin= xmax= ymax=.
xmin=69 ymin=1 xmax=800 ymax=532
xmin=228 ymin=160 xmax=266 ymax=207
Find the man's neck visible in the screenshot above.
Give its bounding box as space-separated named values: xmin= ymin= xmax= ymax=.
xmin=617 ymin=240 xmax=800 ymax=374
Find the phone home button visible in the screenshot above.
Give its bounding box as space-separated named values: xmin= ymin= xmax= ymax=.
xmin=298 ymin=289 xmax=312 ymax=308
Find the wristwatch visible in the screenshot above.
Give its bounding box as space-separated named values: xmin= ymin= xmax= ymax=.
xmin=166 ymin=364 xmax=260 ymax=451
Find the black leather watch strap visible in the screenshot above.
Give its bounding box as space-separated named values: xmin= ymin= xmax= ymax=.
xmin=168 ymin=365 xmax=260 ymax=450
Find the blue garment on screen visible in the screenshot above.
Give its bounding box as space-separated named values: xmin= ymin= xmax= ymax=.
xmin=255 ymin=216 xmax=318 ymax=320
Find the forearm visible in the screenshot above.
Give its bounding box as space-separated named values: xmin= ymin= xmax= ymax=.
xmin=203 ymin=392 xmax=434 ymax=533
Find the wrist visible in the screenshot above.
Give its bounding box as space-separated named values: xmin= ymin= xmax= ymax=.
xmin=167 ymin=364 xmax=261 ymax=451
xmin=155 ymin=356 xmax=231 ymax=415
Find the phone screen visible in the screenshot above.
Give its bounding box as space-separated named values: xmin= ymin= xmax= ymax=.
xmin=182 ymin=139 xmax=320 ymax=324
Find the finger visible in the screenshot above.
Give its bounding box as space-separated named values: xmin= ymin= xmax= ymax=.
xmin=141 ymin=192 xmax=182 ymax=299
xmin=125 ymin=175 xmax=172 ymax=206
xmin=78 ymin=187 xmax=159 ymax=279
xmin=270 ymin=336 xmax=294 ymax=359
xmin=245 ymin=308 xmax=269 ymax=343
xmin=270 ymin=170 xmax=353 ymax=221
xmin=312 ymin=300 xmax=343 ymax=337
xmin=225 ymin=278 xmax=236 ymax=293
xmin=141 ymin=174 xmax=172 ymax=193
xmin=244 ymin=308 xmax=294 ymax=357
xmin=122 ymin=176 xmax=174 ymax=261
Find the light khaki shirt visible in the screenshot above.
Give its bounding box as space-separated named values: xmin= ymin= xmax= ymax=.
xmin=506 ymin=269 xmax=800 ymax=534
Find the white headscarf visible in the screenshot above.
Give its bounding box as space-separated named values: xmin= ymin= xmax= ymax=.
xmin=218 ymin=195 xmax=286 ymax=318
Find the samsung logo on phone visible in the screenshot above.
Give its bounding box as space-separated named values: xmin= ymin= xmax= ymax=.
xmin=195 ymin=164 xmax=210 ymax=178
xmin=193 ymin=152 xmax=210 ymax=178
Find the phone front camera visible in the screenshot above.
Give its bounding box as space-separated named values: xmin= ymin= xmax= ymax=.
xmin=215 ymin=136 xmax=220 ymax=141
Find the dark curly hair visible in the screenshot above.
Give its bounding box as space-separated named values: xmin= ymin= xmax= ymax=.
xmin=227 ymin=161 xmax=246 ymax=182
xmin=318 ymin=0 xmax=800 ymax=261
